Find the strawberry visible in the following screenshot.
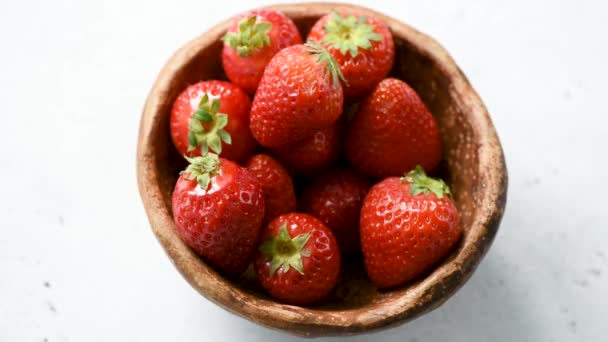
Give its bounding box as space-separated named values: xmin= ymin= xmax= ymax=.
xmin=250 ymin=43 xmax=344 ymax=148
xmin=222 ymin=9 xmax=302 ymax=94
xmin=255 ymin=213 xmax=341 ymax=305
xmin=272 ymin=121 xmax=341 ymax=176
xmin=170 ymin=80 xmax=256 ymax=163
xmin=172 ymin=153 xmax=264 ymax=276
xmin=360 ymin=166 xmax=461 ymax=288
xmin=307 ymin=11 xmax=394 ymax=100
xmin=245 ymin=154 xmax=296 ymax=225
xmin=300 ymin=169 xmax=371 ymax=254
xmin=346 ymin=78 xmax=441 ymax=178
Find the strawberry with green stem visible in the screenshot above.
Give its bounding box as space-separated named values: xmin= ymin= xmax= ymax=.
xmin=222 ymin=9 xmax=302 ymax=94
xmin=255 ymin=213 xmax=341 ymax=305
xmin=250 ymin=42 xmax=344 ymax=148
xmin=170 ymin=80 xmax=257 ymax=163
xmin=172 ymin=153 xmax=265 ymax=276
xmin=307 ymin=10 xmax=395 ymax=99
xmin=360 ymin=166 xmax=461 ymax=288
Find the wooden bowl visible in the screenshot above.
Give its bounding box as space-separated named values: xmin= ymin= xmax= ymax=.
xmin=136 ymin=2 xmax=507 ymax=337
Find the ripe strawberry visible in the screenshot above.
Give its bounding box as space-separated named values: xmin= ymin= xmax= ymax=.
xmin=300 ymin=169 xmax=371 ymax=254
xmin=245 ymin=154 xmax=296 ymax=225
xmin=255 ymin=213 xmax=341 ymax=305
xmin=307 ymin=11 xmax=394 ymax=99
xmin=272 ymin=121 xmax=341 ymax=176
xmin=250 ymin=43 xmax=344 ymax=148
xmin=360 ymin=166 xmax=461 ymax=288
xmin=170 ymin=80 xmax=256 ymax=163
xmin=172 ymin=153 xmax=264 ymax=276
xmin=222 ymin=9 xmax=302 ymax=94
xmin=346 ymin=78 xmax=441 ymax=178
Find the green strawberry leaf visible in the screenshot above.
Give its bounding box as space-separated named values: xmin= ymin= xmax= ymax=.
xmin=187 ymin=94 xmax=232 ymax=156
xmin=181 ymin=153 xmax=220 ymax=190
xmin=321 ymin=10 xmax=383 ymax=58
xmin=222 ymin=16 xmax=273 ymax=57
xmin=401 ymin=165 xmax=452 ymax=199
xmin=259 ymin=224 xmax=311 ymax=276
xmin=304 ymin=41 xmax=346 ymax=87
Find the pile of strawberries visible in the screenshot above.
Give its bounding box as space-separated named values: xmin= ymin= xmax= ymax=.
xmin=170 ymin=8 xmax=462 ymax=305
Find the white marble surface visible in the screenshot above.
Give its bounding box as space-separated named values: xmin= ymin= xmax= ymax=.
xmin=1 ymin=0 xmax=607 ymax=341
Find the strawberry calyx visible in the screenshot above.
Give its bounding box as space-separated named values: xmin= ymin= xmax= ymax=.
xmin=181 ymin=153 xmax=220 ymax=190
xmin=304 ymin=41 xmax=346 ymax=87
xmin=259 ymin=224 xmax=311 ymax=275
xmin=222 ymin=16 xmax=272 ymax=57
xmin=401 ymin=165 xmax=452 ymax=199
xmin=321 ymin=10 xmax=382 ymax=58
xmin=188 ymin=93 xmax=231 ymax=155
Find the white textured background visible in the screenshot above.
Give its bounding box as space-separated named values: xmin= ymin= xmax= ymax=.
xmin=1 ymin=0 xmax=607 ymax=341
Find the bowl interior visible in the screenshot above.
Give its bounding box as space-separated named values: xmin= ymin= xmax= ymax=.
xmin=139 ymin=3 xmax=506 ymax=335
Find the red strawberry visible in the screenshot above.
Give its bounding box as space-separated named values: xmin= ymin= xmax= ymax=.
xmin=272 ymin=121 xmax=341 ymax=176
xmin=300 ymin=169 xmax=371 ymax=254
xmin=360 ymin=166 xmax=461 ymax=288
xmin=346 ymin=78 xmax=441 ymax=178
xmin=307 ymin=11 xmax=394 ymax=99
xmin=255 ymin=213 xmax=341 ymax=305
xmin=172 ymin=153 xmax=264 ymax=276
xmin=222 ymin=9 xmax=302 ymax=94
xmin=170 ymin=80 xmax=257 ymax=163
xmin=245 ymin=154 xmax=296 ymax=225
xmin=250 ymin=43 xmax=344 ymax=148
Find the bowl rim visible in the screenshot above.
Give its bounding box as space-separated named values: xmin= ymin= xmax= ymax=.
xmin=136 ymin=2 xmax=508 ymax=336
